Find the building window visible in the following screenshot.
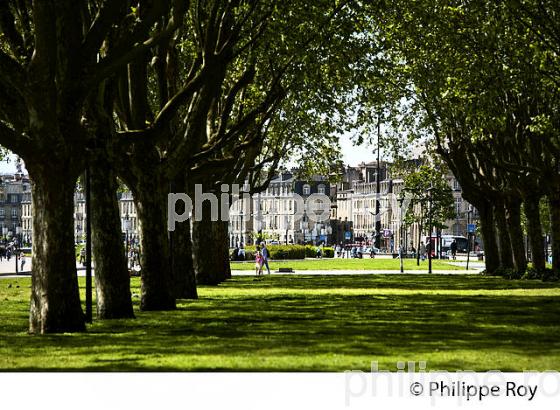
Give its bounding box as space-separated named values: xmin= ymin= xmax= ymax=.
xmin=455 ymin=197 xmax=462 ymax=215
xmin=12 ymin=209 xmax=17 ymax=218
xmin=0 ymin=208 xmax=4 ymax=217
xmin=303 ymin=184 xmax=311 ymax=195
xmin=318 ymin=184 xmax=325 ymax=195
xmin=453 ymin=179 xmax=461 ymax=191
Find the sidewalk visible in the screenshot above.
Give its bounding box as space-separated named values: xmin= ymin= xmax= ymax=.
xmin=0 ymin=257 xmax=485 ymax=278
xmin=0 ymin=257 xmax=86 ymax=277
xmin=231 ymin=268 xmax=483 ymax=276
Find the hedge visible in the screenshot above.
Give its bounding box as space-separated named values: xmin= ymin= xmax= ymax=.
xmin=235 ymin=244 xmax=334 ymax=261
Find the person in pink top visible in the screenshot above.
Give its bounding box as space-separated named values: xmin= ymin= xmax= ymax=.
xmin=255 ymin=245 xmax=264 ymax=276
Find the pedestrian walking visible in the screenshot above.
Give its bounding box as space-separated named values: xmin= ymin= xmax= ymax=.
xmin=261 ymin=242 xmax=271 ymax=275
xmin=79 ymin=247 xmax=86 ymax=265
xmin=254 ymin=245 xmax=264 ymax=276
xmin=20 ymin=252 xmax=26 ymax=271
xmin=450 ymin=239 xmax=458 ymax=260
xmin=419 ymin=241 xmax=426 ymax=261
xmin=316 ymin=243 xmax=323 ymax=258
xmin=238 ymin=244 xmax=246 ymax=260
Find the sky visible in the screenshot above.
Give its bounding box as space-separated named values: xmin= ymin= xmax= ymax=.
xmin=0 ymin=154 xmax=25 ymax=174
xmin=339 ymin=133 xmax=376 ymax=165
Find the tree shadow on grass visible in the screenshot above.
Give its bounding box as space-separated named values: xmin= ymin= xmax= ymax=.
xmin=1 ymin=275 xmax=559 ymax=371
xmin=217 ymin=274 xmax=559 ymax=291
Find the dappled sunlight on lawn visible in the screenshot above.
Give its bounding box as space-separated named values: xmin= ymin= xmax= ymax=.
xmin=0 ymin=275 xmax=559 ymax=371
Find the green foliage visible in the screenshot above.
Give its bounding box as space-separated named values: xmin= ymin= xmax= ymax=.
xmin=240 ymin=244 xmax=334 ymax=260
xmin=520 ymin=198 xmax=551 ymax=234
xmin=402 ymin=164 xmax=455 ymax=230
xmin=359 ymin=0 xmax=560 ymax=217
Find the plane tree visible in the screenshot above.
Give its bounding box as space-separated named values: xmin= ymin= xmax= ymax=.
xmin=359 ymin=0 xmax=560 ymax=275
xmin=0 ymin=0 xmax=186 ymax=332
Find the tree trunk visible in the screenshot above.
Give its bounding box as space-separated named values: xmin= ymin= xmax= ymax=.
xmin=494 ymin=198 xmax=514 ymax=270
xmin=548 ymin=191 xmax=560 ymax=273
xmin=505 ymin=197 xmax=527 ymax=273
xmin=28 ymin=166 xmax=85 ymax=334
xmin=416 ymin=212 xmax=423 ymax=266
xmin=478 ymin=200 xmax=500 ymax=274
xmin=90 ymin=153 xmax=135 ymax=319
xmin=192 ymin=202 xmax=230 ymax=285
xmin=215 ymin=220 xmax=232 ymax=280
xmin=171 ymin=217 xmax=198 ymax=299
xmin=135 ymin=182 xmax=176 ymax=310
xmin=170 ymin=174 xmax=198 ymax=299
xmin=524 ymin=196 xmax=546 ymax=272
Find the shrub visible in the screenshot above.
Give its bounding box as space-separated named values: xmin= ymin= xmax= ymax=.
xmin=485 ymin=266 xmax=559 ymax=282
xmin=239 ymin=244 xmax=334 ymax=260
xmin=304 ymin=245 xmax=334 ymax=258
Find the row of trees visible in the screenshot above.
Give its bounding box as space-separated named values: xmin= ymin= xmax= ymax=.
xmin=2 ymin=0 xmax=557 ymax=333
xmin=0 ymin=1 xmax=366 ymax=333
xmin=361 ymin=0 xmax=560 ymax=277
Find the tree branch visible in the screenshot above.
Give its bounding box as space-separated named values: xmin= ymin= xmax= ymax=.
xmin=81 ymin=0 xmax=127 ymax=61
xmin=0 ymin=120 xmax=34 ymax=157
xmin=89 ymin=0 xmax=187 ymax=87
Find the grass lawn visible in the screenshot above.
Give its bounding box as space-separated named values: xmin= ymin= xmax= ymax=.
xmin=231 ymin=257 xmax=471 ymax=270
xmin=0 ymin=274 xmax=559 ymax=371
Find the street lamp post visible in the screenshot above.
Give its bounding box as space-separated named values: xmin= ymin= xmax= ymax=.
xmin=467 ymin=205 xmax=473 ymax=270
xmin=398 ymin=196 xmax=404 ymax=273
xmin=239 ymin=209 xmax=244 ymax=246
xmin=375 ymin=113 xmax=381 ymax=249
xmin=15 ymin=226 xmax=21 ymax=274
xmin=123 ymin=212 xmax=131 ymax=269
xmin=284 ymin=215 xmax=289 ymax=245
xmin=427 ymin=185 xmax=434 ymax=274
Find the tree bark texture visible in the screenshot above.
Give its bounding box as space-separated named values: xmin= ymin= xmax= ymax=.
xmin=170 ymin=173 xmax=198 ymax=299
xmin=478 ymin=201 xmax=500 ymax=274
xmin=524 ymin=196 xmax=546 ymax=272
xmin=135 ymin=180 xmax=176 ymax=310
xmin=192 ymin=200 xmax=230 ymax=285
xmin=28 ymin=165 xmax=85 ymax=334
xmin=494 ymin=198 xmax=514 ymax=270
xmin=171 ymin=213 xmax=198 ymax=299
xmin=215 ymin=220 xmax=232 ymax=280
xmin=90 ymin=152 xmax=135 ymax=319
xmin=505 ymin=197 xmax=527 ymax=273
xmin=548 ymin=192 xmax=560 ymax=274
